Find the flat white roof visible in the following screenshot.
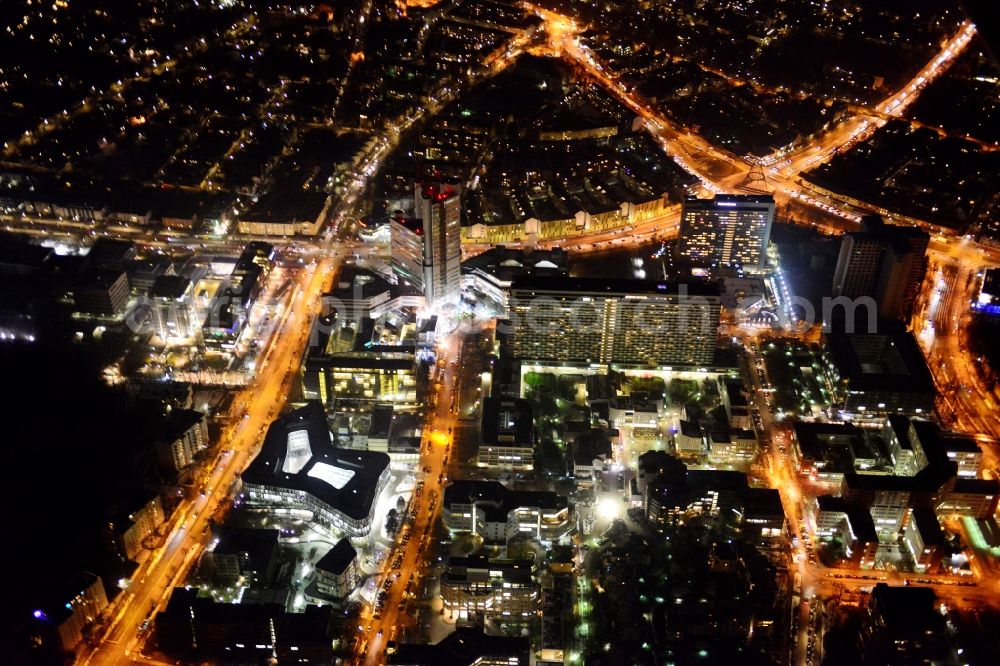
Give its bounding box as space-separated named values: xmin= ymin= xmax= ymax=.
xmin=307 ymin=461 xmax=356 ymax=490
xmin=282 ymin=430 xmax=313 ymax=475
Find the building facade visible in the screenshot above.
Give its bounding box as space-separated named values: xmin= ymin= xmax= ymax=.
xmin=416 ymin=181 xmax=462 ymax=307
xmin=441 ymin=555 xmax=538 ymax=622
xmin=442 ymin=480 xmax=573 ymax=544
xmin=390 ymin=216 xmax=425 ymax=291
xmin=73 ymin=270 xmax=130 ymax=317
xmin=34 ymin=573 xmax=109 ymax=653
xmin=507 ymin=276 xmax=720 ymax=367
xmin=831 ymin=216 xmax=929 ymax=321
xmin=106 ymin=494 xmax=166 ymax=562
xmin=155 ymin=409 xmax=208 ymax=473
xmin=311 ymin=538 xmax=359 ymax=601
xmin=479 ymin=397 xmax=534 ymax=471
xmin=676 ymin=194 xmax=775 ymax=271
xmin=149 ymin=275 xmax=200 ymax=340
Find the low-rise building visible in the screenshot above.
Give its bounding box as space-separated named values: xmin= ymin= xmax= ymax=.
xmin=813 ymin=496 xmax=879 ymax=567
xmin=154 ymin=409 xmax=208 ymax=474
xmin=200 ymin=527 xmax=280 ymax=588
xmin=721 ymin=377 xmax=752 ymax=430
xmin=85 ymin=238 xmax=137 ymax=271
xmin=791 ymin=422 xmax=881 ymax=483
xmin=674 ymin=420 xmax=706 ymax=457
xmin=442 ymin=480 xmax=573 ymax=544
xmin=237 ymin=192 xmax=329 ymax=236
xmin=742 ymin=487 xmax=786 ymax=541
xmin=156 ymin=588 xmax=337 ymax=662
xmin=149 ymin=275 xmax=201 ymax=340
xmin=939 ymin=433 xmax=983 ymax=479
xmin=302 ymin=280 xmax=425 ymax=408
xmin=308 ymin=538 xmax=359 ymax=602
xmin=936 ymin=477 xmax=1000 ymax=519
xmin=609 ymin=396 xmax=660 ymax=429
xmin=460 ymin=246 xmax=569 ymax=314
xmin=479 ymin=397 xmax=534 ymax=471
xmin=861 ymin=584 xmax=948 ymax=664
xmin=105 ymin=494 xmax=165 ymax=562
xmin=73 ymin=269 xmax=130 ymax=317
xmin=903 ymin=507 xmax=945 ymax=573
xmin=441 ymin=554 xmax=538 ymax=622
xmin=31 ymin=572 xmax=108 ymax=654
xmin=571 ymin=428 xmax=614 ymax=483
xmin=645 ymin=468 xmax=748 ymax=528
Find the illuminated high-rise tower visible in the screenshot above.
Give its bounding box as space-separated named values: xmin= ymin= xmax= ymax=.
xmin=415 ymin=180 xmax=463 ymax=307
xmin=676 ymin=194 xmax=775 ymax=271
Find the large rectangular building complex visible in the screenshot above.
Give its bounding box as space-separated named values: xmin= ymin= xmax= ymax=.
xmin=507 ymin=276 xmax=720 ymax=367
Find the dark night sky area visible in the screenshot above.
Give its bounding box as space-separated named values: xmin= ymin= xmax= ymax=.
xmin=0 ymin=339 xmax=146 ymax=647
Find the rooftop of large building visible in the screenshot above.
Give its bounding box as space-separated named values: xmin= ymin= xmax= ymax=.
xmin=724 ymin=377 xmax=750 ymax=407
xmin=843 ymin=457 xmax=957 ymax=495
xmin=854 ymin=214 xmax=930 ymax=241
xmin=241 ymin=402 xmax=390 ymax=521
xmin=157 ymin=587 xmax=334 ymax=650
xmin=443 ymin=554 xmax=535 ymax=585
xmin=158 ymin=408 xmax=204 ymax=441
xmin=683 ymin=193 xmax=775 ymax=208
xmin=824 ymin=325 xmax=935 ymax=395
xmin=149 ymin=274 xmax=192 ymax=300
xmin=0 ymin=235 xmax=54 ymax=272
xmin=509 ymin=274 xmax=721 ymax=298
xmin=387 ymin=627 xmax=530 ymax=666
xmin=207 ymin=527 xmax=279 ymax=584
xmin=481 ymin=397 xmax=533 ymax=447
xmin=572 ymin=428 xmax=614 ymax=466
xmin=316 ymin=538 xmax=357 ymax=576
xmin=328 ymin=266 xmax=394 ymax=305
xmin=461 ymin=245 xmax=569 ymax=283
xmin=86 ymin=238 xmax=137 ymax=266
xmin=443 ymin=479 xmax=567 ymax=523
xmin=869 ymin=583 xmax=943 ymax=633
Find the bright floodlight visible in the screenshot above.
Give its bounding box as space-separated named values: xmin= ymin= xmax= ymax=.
xmin=598 ymin=496 xmax=621 ymax=521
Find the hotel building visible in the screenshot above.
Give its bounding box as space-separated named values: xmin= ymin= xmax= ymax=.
xmin=676 ymin=194 xmax=775 ymax=271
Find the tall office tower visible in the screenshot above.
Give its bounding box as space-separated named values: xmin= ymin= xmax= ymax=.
xmin=831 ymin=215 xmax=928 ymax=321
xmin=676 ymin=194 xmax=775 ymax=271
xmin=415 ymin=180 xmax=463 ymax=307
xmin=831 ymin=231 xmax=885 ymax=298
xmin=507 ymin=276 xmax=720 ymax=367
xmin=389 ymin=213 xmax=424 ymax=290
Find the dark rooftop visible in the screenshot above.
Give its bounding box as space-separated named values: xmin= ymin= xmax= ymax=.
xmin=509 ymin=275 xmax=721 ymax=298
xmin=388 ymin=627 xmax=530 ymax=666
xmin=481 ymin=397 xmax=533 ymax=448
xmin=242 ymin=402 xmax=390 ymax=521
xmin=149 ymin=274 xmax=192 ymax=300
xmin=316 ymin=538 xmax=357 ymax=576
xmin=824 ymin=325 xmax=935 ymax=395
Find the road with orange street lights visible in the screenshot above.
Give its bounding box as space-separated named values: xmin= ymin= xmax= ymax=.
xmin=526 ymin=3 xmax=977 ymax=234
xmin=77 ymin=247 xmax=348 ymax=666
xmin=353 ymin=331 xmax=467 ymax=665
